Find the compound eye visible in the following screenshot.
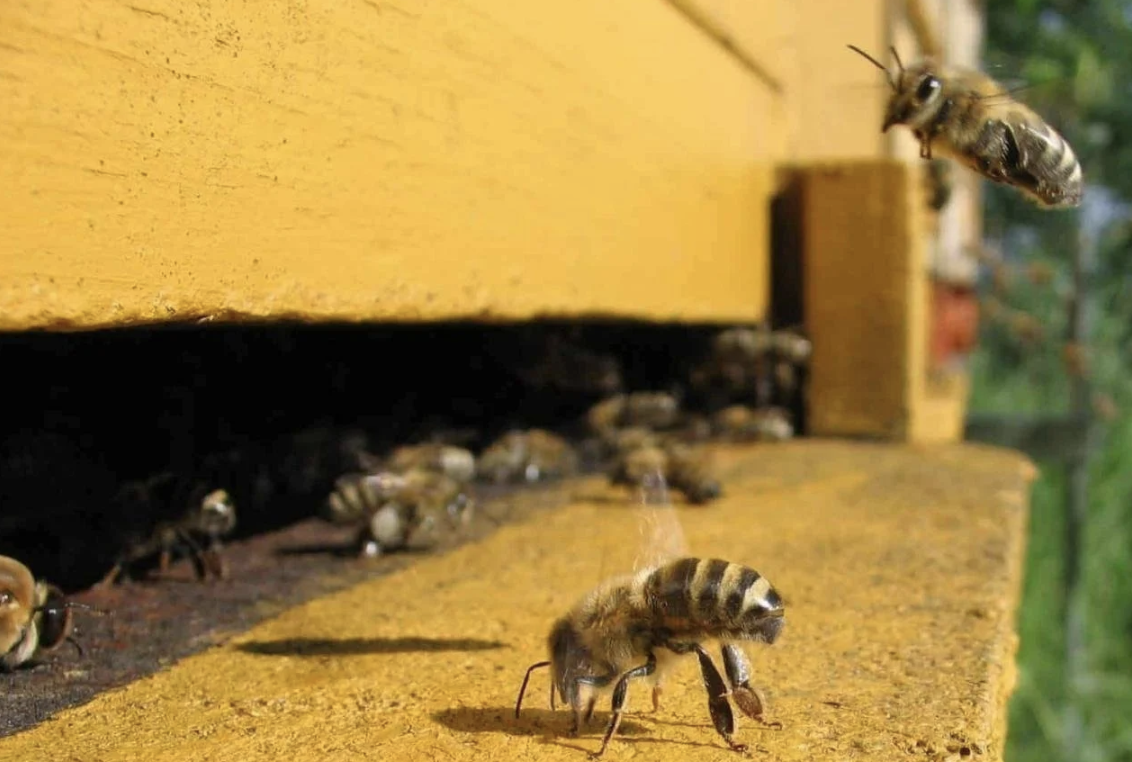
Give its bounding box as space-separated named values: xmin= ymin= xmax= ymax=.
xmin=916 ymin=75 xmax=941 ymax=101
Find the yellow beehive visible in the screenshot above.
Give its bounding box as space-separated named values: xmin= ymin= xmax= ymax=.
xmin=0 ymin=0 xmax=982 ymax=438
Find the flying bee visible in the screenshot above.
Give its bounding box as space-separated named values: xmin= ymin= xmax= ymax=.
xmin=713 ymin=405 xmax=795 ymax=443
xmin=477 ymin=429 xmax=579 ymax=485
xmin=848 ymin=44 xmax=1083 ymax=209
xmin=386 ymin=443 xmax=477 ymax=483
xmin=515 ymin=474 xmax=785 ymax=757
xmin=610 ymin=440 xmax=722 ymax=504
xmin=98 ymin=476 xmax=237 ymax=586
xmin=325 ymin=468 xmax=473 ymax=557
xmin=2 ymin=555 xmax=104 ymax=671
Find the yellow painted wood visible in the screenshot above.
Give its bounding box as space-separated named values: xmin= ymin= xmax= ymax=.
xmin=0 ymin=0 xmax=779 ymax=330
xmin=784 ymin=0 xmax=889 ymax=162
xmin=914 ymin=371 xmax=973 ymax=443
xmin=664 ymin=0 xmax=789 ymax=88
xmin=0 ymin=441 xmax=1033 ymax=762
xmin=803 ymin=160 xmax=967 ymax=443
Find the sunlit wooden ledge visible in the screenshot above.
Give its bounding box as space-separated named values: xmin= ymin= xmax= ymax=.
xmin=0 ymin=440 xmax=1032 ymax=762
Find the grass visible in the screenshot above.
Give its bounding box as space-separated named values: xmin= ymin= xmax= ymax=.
xmin=970 ymin=347 xmax=1132 ymax=762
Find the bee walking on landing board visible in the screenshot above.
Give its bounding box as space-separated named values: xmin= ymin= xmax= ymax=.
xmin=514 ymin=473 xmax=785 ymax=757
xmin=2 ymin=555 xmax=106 ymax=671
xmin=848 ymin=44 xmax=1083 ymax=209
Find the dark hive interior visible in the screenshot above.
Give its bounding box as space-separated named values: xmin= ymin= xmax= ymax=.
xmin=0 ymin=319 xmax=806 ymax=593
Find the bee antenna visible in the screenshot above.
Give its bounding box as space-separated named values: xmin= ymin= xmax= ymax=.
xmin=847 ymin=44 xmax=896 ymax=91
xmin=890 ymin=46 xmax=906 ymax=75
xmin=34 ymin=602 xmax=112 ymax=617
xmin=515 ymin=660 xmax=551 ymax=718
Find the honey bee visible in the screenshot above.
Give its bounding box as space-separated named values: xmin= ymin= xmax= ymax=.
xmin=515 ymin=474 xmax=785 ymax=756
xmin=588 ymin=392 xmax=682 ymax=432
xmin=849 ymin=45 xmax=1083 ymax=209
xmin=689 ymin=326 xmax=775 ymax=404
xmin=325 ymin=468 xmax=473 ymax=557
xmin=2 ymin=555 xmax=101 ymax=671
xmin=585 ymin=393 xmax=683 ymax=455
xmin=769 ymin=329 xmax=812 ymax=401
xmin=712 ymin=405 xmax=795 ymax=443
xmin=386 ymin=443 xmax=477 ymax=483
xmin=610 ymin=440 xmax=722 ymax=504
xmin=770 ymin=329 xmax=812 ymax=367
xmin=98 ymin=476 xmax=237 ymax=586
xmin=477 ymin=429 xmax=579 ymax=485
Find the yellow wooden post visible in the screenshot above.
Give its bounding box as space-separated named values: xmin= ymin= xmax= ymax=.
xmin=802 ymin=159 xmax=959 ymax=442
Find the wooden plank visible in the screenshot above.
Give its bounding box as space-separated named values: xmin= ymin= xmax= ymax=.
xmin=0 ymin=0 xmax=779 ymax=330
xmin=803 ymin=159 xmax=955 ymax=442
xmin=785 ymin=0 xmax=889 ymax=162
xmin=663 ymin=0 xmax=789 ymax=88
xmin=0 ymin=441 xmax=1034 ymax=762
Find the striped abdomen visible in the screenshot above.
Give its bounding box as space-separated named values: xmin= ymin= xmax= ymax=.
xmin=641 ymin=557 xmax=784 ymax=644
xmin=960 ymin=112 xmax=1083 ymax=208
xmin=326 ymin=473 xmax=401 ymax=524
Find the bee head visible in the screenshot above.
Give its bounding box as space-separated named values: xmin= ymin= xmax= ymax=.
xmin=847 ymin=45 xmax=945 ymax=133
xmin=192 ymin=489 xmax=237 ymax=537
xmin=31 ymin=584 xmax=74 ymax=653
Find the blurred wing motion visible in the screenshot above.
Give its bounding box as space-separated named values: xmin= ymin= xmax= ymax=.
xmin=631 ymin=470 xmax=689 ymax=573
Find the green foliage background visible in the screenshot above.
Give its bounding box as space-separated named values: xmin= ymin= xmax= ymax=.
xmin=975 ymin=2 xmax=1132 ymax=760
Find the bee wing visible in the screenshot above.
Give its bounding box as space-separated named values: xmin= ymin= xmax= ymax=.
xmin=631 ymin=471 xmax=690 ymax=572
xmin=1009 ymin=122 xmax=1059 ymax=165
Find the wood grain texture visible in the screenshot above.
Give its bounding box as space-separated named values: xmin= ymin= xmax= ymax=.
xmin=0 ymin=0 xmax=779 ymax=330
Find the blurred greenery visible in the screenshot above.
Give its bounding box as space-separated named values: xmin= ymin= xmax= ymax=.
xmin=973 ymin=2 xmax=1132 ymax=761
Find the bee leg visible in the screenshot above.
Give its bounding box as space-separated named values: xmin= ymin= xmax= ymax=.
xmin=591 ymin=654 xmax=657 ymax=759
xmin=176 ymin=529 xmax=210 ymax=581
xmin=583 ymin=696 xmax=597 ymax=725
xmin=721 ymin=644 xmax=782 ymax=729
xmin=96 ymin=562 xmax=124 ymax=588
xmin=573 ymin=673 xmax=615 ymax=735
xmin=920 ymin=137 xmax=933 ymax=160
xmin=158 ymin=548 xmax=173 ymax=575
xmin=355 ymin=527 xmax=382 ymax=558
xmin=651 ymin=685 xmax=663 ymax=712
xmin=666 ymin=642 xmax=746 ymax=752
xmin=201 ymin=546 xmax=229 ymax=580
